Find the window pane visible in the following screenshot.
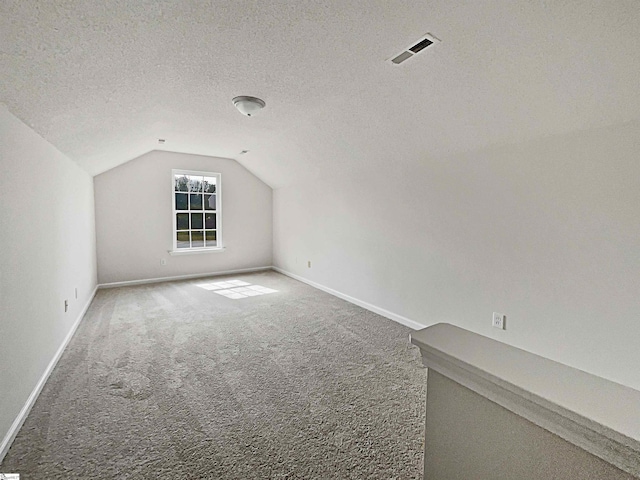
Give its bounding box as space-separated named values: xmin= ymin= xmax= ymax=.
xmin=175 ymin=193 xmax=188 ymax=210
xmin=191 ymin=213 xmax=203 ymax=229
xmin=204 ymin=177 xmax=217 ymax=193
xmin=177 ymin=231 xmax=190 ymax=248
xmin=175 ymin=175 xmax=189 ymax=192
xmin=206 ymin=230 xmax=217 ymax=247
xmin=190 ymin=194 xmax=203 ymax=210
xmin=191 ymin=231 xmax=204 ymax=248
xmin=174 ymin=172 xmax=219 ymax=251
xmin=189 ymin=176 xmax=203 ymax=192
xmin=205 ymin=213 xmax=216 ymax=229
xmin=176 ymin=213 xmax=189 ymax=230
xmin=204 ymin=194 xmax=216 ymax=210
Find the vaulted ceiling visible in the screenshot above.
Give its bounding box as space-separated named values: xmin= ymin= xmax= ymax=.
xmin=2 ymin=1 xmax=640 ymax=188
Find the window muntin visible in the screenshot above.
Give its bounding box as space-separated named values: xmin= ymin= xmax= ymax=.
xmin=172 ymin=170 xmax=221 ymax=250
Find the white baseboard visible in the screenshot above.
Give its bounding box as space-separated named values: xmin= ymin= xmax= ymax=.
xmin=0 ymin=284 xmax=99 ymax=463
xmin=98 ymin=266 xmax=273 ymax=289
xmin=272 ymin=267 xmax=427 ymax=331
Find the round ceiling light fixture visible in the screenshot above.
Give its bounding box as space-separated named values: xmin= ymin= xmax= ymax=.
xmin=232 ymin=96 xmax=266 ymax=117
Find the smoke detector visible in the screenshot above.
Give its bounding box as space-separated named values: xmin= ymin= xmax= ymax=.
xmin=388 ymin=33 xmax=440 ymax=65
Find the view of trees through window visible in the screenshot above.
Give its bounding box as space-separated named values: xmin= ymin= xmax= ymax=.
xmin=173 ymin=172 xmax=219 ymax=249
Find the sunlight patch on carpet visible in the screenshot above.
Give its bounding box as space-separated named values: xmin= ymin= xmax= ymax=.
xmin=196 ymin=280 xmax=278 ymax=299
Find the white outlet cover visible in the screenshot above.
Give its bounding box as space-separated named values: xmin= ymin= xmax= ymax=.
xmin=492 ymin=312 xmax=505 ymax=330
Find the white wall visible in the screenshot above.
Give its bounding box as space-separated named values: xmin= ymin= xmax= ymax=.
xmin=273 ymin=118 xmax=640 ymax=390
xmin=0 ymin=105 xmax=97 ymax=453
xmin=94 ymin=150 xmax=272 ymax=284
xmin=424 ymin=371 xmax=635 ymax=479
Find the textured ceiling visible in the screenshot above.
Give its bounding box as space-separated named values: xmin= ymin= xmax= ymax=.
xmin=2 ymin=1 xmax=640 ymax=187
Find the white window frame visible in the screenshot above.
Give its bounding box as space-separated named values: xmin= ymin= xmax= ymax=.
xmin=169 ymin=169 xmax=224 ymax=255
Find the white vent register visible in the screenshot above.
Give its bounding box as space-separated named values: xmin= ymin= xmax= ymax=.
xmin=389 ymin=33 xmax=440 ymax=65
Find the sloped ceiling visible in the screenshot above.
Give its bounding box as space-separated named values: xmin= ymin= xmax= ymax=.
xmin=2 ymin=1 xmax=640 ymax=188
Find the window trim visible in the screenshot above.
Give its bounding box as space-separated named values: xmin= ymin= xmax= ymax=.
xmin=170 ymin=168 xmax=223 ymax=255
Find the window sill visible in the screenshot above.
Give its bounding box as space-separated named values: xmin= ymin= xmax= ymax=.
xmin=168 ymin=247 xmax=226 ymax=256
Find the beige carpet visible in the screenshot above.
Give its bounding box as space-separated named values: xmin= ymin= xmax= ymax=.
xmin=1 ymin=271 xmax=426 ymax=479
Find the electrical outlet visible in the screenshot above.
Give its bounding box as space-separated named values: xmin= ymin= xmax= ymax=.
xmin=307 ymin=260 xmax=311 ymax=268
xmin=160 ymin=258 xmax=167 ymax=266
xmin=75 ymin=287 xmax=78 ymax=299
xmin=64 ymin=300 xmax=69 ymax=313
xmin=492 ymin=312 xmax=505 ymax=330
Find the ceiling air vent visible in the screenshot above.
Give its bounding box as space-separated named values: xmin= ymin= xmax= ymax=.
xmin=389 ymin=33 xmax=440 ymax=65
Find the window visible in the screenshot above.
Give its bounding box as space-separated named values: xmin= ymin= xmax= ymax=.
xmin=172 ymin=169 xmax=221 ymax=252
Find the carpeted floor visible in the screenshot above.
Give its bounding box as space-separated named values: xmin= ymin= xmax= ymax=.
xmin=1 ymin=271 xmax=426 ymax=479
